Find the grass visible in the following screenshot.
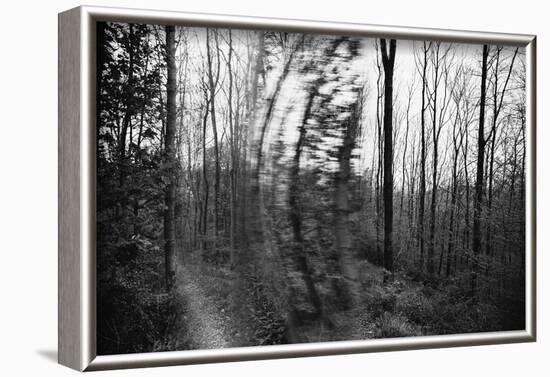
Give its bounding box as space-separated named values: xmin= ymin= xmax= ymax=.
xmin=174 ymin=256 xmax=520 ymax=349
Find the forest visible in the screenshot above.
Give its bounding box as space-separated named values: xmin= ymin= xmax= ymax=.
xmin=96 ymin=21 xmax=527 ymax=355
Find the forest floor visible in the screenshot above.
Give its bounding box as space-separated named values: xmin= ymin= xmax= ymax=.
xmin=172 ymin=257 xmax=518 ymax=350
xmin=175 ymin=265 xmax=231 ymax=349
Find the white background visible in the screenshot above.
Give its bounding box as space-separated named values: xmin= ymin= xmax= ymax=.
xmin=0 ymin=0 xmax=545 ymax=375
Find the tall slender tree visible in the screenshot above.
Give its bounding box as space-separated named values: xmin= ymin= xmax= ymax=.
xmin=416 ymin=42 xmax=430 ymax=271
xmin=427 ymin=43 xmax=454 ymax=276
xmin=485 ymin=47 xmax=518 ymax=265
xmin=374 ymin=42 xmax=384 ymax=265
xmin=380 ymin=38 xmax=396 ymax=277
xmin=472 ymin=44 xmax=489 ymax=293
xmin=206 ymin=29 xmax=221 ymax=254
xmin=164 ymin=25 xmax=177 ymax=291
xmin=446 ymin=70 xmax=467 ymax=276
xmin=226 ymin=30 xmax=238 ymax=266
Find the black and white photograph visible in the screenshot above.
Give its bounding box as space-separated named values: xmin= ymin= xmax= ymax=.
xmin=95 ymin=20 xmax=528 ymax=356
xmin=2 ymin=0 xmax=549 ymax=375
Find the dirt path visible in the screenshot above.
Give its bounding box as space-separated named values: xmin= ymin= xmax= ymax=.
xmin=176 ymin=265 xmax=230 ymax=350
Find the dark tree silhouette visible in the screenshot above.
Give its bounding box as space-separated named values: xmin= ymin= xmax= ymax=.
xmin=164 ymin=24 xmax=177 ymax=291
xmin=472 ymin=44 xmax=489 ymax=293
xmin=380 ymin=38 xmax=396 ymax=277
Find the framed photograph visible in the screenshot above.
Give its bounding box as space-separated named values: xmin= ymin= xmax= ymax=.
xmin=58 ymin=6 xmax=536 ymax=371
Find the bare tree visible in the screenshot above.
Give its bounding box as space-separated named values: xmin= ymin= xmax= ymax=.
xmin=380 ymin=38 xmax=397 ymax=277
xmin=398 ymin=81 xmax=414 ymax=257
xmin=426 ymin=43 xmax=454 ymax=276
xmin=226 ymin=30 xmax=238 ymax=266
xmin=485 ymin=47 xmax=519 ymax=266
xmin=415 ymin=41 xmax=430 ymax=271
xmin=445 ymin=65 xmax=468 ymax=276
xmin=164 ymin=25 xmax=177 ymax=290
xmin=206 ymin=29 xmax=222 ymax=253
xmin=472 ymin=44 xmax=489 ymax=293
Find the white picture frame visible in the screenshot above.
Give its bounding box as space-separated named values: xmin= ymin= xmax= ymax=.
xmin=58 ymin=5 xmax=536 ymax=371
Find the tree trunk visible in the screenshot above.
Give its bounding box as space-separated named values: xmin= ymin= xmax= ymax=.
xmin=446 ymin=121 xmax=461 ymax=277
xmin=418 ymin=42 xmax=429 ymax=272
xmin=462 ymin=104 xmax=471 ymax=272
xmin=485 ymin=47 xmax=518 ymax=270
xmin=427 ymin=47 xmax=440 ymax=277
xmin=335 ymin=93 xmax=363 ymax=306
xmin=118 ymin=23 xmax=136 ymax=211
xmin=374 ymin=51 xmax=384 ymax=266
xmin=164 ymin=25 xmax=177 ymax=291
xmin=248 ymin=34 xmax=295 ymax=263
xmin=289 ymin=90 xmax=324 ymax=316
xmin=244 ymin=32 xmax=265 ymax=260
xmin=206 ymin=29 xmax=221 ymax=255
xmin=472 ymin=44 xmax=489 ymax=294
xmin=227 ymin=30 xmax=237 ymax=267
xmin=201 ymin=94 xmax=210 ymax=253
xmin=380 ymin=39 xmax=396 ymax=277
xmin=399 ymin=86 xmax=412 ymax=255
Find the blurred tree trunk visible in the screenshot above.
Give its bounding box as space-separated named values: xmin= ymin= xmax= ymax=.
xmin=335 ymin=98 xmax=362 ymax=305
xmin=290 ymin=90 xmax=324 ymax=316
xmin=255 ymin=43 xmax=295 ymax=178
xmin=248 ymin=33 xmax=295 ymax=257
xmin=246 ymin=31 xmax=265 ymax=253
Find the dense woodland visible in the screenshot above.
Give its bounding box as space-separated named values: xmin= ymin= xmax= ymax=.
xmin=96 ymin=21 xmax=526 ymax=355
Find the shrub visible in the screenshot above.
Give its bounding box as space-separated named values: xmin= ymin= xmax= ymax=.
xmin=395 ymin=288 xmax=434 ymax=326
xmin=97 ymin=272 xmax=186 ymax=354
xmin=364 ymin=285 xmax=396 ymax=319
xmin=375 ymin=312 xmax=421 ymax=338
xmin=247 ymin=275 xmax=286 ymax=345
